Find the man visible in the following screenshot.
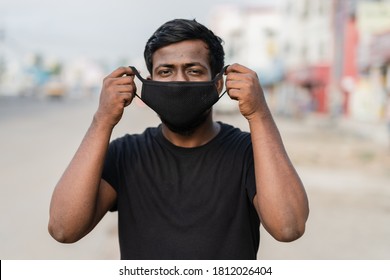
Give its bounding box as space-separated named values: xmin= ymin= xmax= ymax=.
xmin=48 ymin=19 xmax=309 ymax=259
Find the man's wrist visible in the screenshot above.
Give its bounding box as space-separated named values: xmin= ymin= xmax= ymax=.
xmin=92 ymin=112 xmax=116 ymax=133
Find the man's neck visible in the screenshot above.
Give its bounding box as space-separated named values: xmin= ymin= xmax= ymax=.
xmin=161 ymin=118 xmax=221 ymax=148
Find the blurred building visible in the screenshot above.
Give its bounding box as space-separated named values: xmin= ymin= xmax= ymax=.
xmin=209 ymin=0 xmax=390 ymax=121
xmin=209 ymin=1 xmax=341 ymax=117
xmin=279 ymin=0 xmax=390 ymax=120
xmin=0 ymin=23 xmax=105 ymax=98
xmin=0 ymin=25 xmax=26 ymax=96
xmin=62 ymin=57 xmax=105 ymax=98
xmin=210 ymin=4 xmax=282 ymax=80
xmin=279 ymin=0 xmax=334 ymax=116
xmin=0 ymin=26 xmax=54 ymax=97
xmin=370 ymin=30 xmax=390 ymax=97
xmin=355 ymin=0 xmax=390 ymax=121
xmin=209 ymin=4 xmax=283 ymax=113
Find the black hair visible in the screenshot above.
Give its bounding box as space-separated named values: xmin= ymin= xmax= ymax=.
xmin=144 ymin=19 xmax=225 ymax=77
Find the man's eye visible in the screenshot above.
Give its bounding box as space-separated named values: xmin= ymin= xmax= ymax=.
xmin=188 ymin=69 xmax=202 ymax=75
xmin=159 ymin=69 xmax=171 ymax=76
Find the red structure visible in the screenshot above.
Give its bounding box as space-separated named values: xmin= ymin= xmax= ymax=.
xmin=287 ymin=65 xmax=330 ymax=113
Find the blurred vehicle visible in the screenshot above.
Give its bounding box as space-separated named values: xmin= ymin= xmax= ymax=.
xmin=44 ymin=77 xmax=67 ymax=98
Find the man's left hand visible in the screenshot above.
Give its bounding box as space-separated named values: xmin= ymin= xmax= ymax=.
xmin=225 ymin=63 xmax=268 ymax=121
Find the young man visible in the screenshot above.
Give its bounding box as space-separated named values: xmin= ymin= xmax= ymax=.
xmin=48 ymin=19 xmax=309 ymax=259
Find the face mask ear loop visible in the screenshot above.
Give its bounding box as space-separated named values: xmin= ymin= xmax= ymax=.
xmin=129 ymin=66 xmax=145 ymax=99
xmin=218 ymin=89 xmax=228 ymax=100
xmin=215 ymin=65 xmax=229 ymax=99
xmin=213 ymin=65 xmax=229 ymax=82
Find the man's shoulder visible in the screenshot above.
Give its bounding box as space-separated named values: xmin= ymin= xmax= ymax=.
xmin=110 ymin=126 xmax=160 ymax=147
xmin=218 ymin=121 xmax=250 ymax=138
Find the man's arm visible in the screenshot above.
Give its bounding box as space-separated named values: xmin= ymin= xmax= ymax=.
xmin=225 ymin=63 xmax=309 ymax=242
xmin=48 ymin=67 xmax=136 ymax=243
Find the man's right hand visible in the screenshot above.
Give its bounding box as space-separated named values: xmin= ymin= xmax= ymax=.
xmin=94 ymin=66 xmax=137 ymax=129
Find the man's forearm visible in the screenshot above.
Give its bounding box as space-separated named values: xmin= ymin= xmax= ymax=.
xmin=48 ymin=116 xmax=113 ymax=243
xmin=249 ymin=111 xmax=309 ymax=242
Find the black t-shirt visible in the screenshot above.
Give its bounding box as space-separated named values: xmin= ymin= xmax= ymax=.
xmin=102 ymin=122 xmax=260 ymax=259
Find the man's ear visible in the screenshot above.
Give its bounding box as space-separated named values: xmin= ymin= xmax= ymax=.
xmin=147 ymin=75 xmax=152 ymax=80
xmin=216 ymin=76 xmax=224 ymax=95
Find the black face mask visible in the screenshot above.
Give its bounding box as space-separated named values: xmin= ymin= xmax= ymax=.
xmin=130 ymin=66 xmax=227 ymax=134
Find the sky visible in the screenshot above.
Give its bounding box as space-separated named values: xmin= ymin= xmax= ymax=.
xmin=0 ymin=0 xmax=278 ymax=64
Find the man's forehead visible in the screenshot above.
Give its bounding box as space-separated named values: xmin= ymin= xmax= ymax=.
xmin=152 ymin=40 xmax=210 ymax=68
xmin=153 ymin=40 xmax=208 ymax=57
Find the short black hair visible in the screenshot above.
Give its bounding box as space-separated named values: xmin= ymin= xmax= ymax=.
xmin=144 ymin=19 xmax=225 ymax=77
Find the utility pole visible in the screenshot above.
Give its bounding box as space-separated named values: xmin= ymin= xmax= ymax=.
xmin=0 ymin=25 xmax=5 ymax=96
xmin=329 ymin=0 xmax=347 ymax=118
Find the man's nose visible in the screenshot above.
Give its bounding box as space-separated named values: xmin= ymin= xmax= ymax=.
xmin=175 ymin=70 xmax=190 ymax=82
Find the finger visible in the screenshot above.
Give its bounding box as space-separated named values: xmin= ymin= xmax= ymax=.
xmin=226 ymin=73 xmax=247 ymax=84
xmin=107 ymin=66 xmax=134 ymax=79
xmin=226 ymin=72 xmax=260 ymax=92
xmin=113 ymin=75 xmax=135 ymax=85
xmin=118 ymin=92 xmax=134 ymax=107
xmin=226 ymin=63 xmax=250 ymax=74
xmin=227 ymin=88 xmax=240 ymax=101
xmin=225 ymin=79 xmax=251 ymax=94
xmin=225 ymin=79 xmax=241 ymax=90
xmin=115 ymin=84 xmax=137 ymax=94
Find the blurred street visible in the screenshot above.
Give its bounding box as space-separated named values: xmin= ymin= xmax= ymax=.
xmin=0 ymin=95 xmax=389 ymax=260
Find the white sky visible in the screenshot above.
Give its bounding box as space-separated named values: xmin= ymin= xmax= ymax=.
xmin=0 ymin=0 xmax=278 ymax=64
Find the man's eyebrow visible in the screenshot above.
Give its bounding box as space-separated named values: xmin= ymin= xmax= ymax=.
xmin=155 ymin=63 xmax=207 ymax=70
xmin=155 ymin=64 xmax=174 ymax=68
xmin=184 ymin=63 xmax=205 ymax=68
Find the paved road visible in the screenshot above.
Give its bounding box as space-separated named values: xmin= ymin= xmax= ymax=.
xmin=1 ymin=95 xmax=389 ymax=259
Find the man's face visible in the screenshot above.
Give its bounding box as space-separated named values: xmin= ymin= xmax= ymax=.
xmin=147 ymin=39 xmax=224 ymax=135
xmin=151 ymin=39 xmax=213 ymax=82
